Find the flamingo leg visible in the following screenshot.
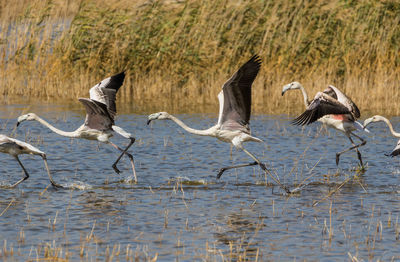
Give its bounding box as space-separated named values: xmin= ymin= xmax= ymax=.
xmin=10 ymin=156 xmax=29 ymax=187
xmin=336 ymin=133 xmax=366 ymax=167
xmin=109 ymin=138 xmax=137 ymax=182
xmin=217 ymin=161 xmax=258 ymax=179
xmin=241 ymin=148 xmax=291 ymax=194
xmin=41 ymin=154 xmax=63 ymax=188
xmin=351 ymin=133 xmax=367 ymax=167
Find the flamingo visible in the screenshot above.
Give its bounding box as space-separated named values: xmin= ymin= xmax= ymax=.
xmin=282 ymin=82 xmax=367 ymax=168
xmin=16 ymin=72 xmax=137 ymax=183
xmin=363 ymin=115 xmax=400 ymax=157
xmin=147 ymin=55 xmax=291 ymax=193
xmin=0 ymin=134 xmax=61 ymax=187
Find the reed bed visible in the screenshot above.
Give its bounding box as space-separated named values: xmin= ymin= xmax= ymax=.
xmin=1 ymin=0 xmax=399 ymax=115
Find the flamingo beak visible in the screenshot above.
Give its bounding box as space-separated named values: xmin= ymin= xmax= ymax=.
xmin=147 ymin=119 xmax=152 ymax=125
xmin=282 ymin=84 xmax=292 ymax=96
xmin=362 ymin=118 xmax=371 ymax=129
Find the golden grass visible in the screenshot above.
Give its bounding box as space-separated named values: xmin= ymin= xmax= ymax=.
xmin=1 ymin=0 xmax=399 ymax=115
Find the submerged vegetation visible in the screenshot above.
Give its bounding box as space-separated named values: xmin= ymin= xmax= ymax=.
xmin=0 ymin=0 xmax=399 ymax=114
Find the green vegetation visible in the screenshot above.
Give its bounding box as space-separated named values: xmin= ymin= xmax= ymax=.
xmin=1 ymin=0 xmax=399 ymax=114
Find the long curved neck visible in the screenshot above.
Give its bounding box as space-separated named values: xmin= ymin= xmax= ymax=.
xmin=379 ymin=116 xmax=400 ymax=137
xmin=298 ymin=85 xmax=310 ymax=107
xmin=33 ymin=115 xmax=80 ymax=138
xmin=167 ymin=115 xmax=217 ymax=137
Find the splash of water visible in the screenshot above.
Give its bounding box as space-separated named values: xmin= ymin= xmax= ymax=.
xmin=61 ymin=181 xmax=93 ymax=190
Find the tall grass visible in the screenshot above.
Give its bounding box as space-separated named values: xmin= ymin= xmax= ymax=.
xmin=1 ymin=0 xmax=399 ymax=115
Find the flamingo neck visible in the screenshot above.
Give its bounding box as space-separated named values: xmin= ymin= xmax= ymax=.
xmin=33 ymin=115 xmax=80 ymax=138
xmin=379 ymin=116 xmax=400 ymax=137
xmin=167 ymin=114 xmax=217 ymax=137
xmin=298 ymin=85 xmax=310 ymax=107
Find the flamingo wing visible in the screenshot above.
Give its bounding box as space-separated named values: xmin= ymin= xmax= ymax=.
xmin=220 ymin=55 xmax=261 ymax=129
xmin=389 ymin=140 xmax=400 ymax=157
xmin=88 ymin=72 xmax=125 ymax=120
xmin=292 ymin=92 xmax=351 ymax=126
xmin=0 ymin=135 xmax=44 ymax=155
xmin=79 ymin=98 xmax=114 ymax=131
xmin=326 ymin=85 xmax=360 ymax=119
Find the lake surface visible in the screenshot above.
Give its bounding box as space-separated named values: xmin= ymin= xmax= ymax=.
xmin=0 ymin=103 xmax=399 ymax=261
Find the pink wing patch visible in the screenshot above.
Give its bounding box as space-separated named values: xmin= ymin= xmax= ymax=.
xmin=332 ymin=114 xmax=345 ymax=120
xmin=332 ymin=114 xmax=352 ymax=122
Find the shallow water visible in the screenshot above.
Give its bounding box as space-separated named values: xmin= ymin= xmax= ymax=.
xmin=0 ymin=104 xmax=399 ymax=261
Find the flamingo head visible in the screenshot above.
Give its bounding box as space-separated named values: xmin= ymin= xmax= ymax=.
xmin=282 ymin=81 xmax=302 ymax=96
xmin=362 ymin=115 xmax=382 ymax=129
xmin=147 ymin=112 xmax=170 ymax=125
xmin=16 ymin=113 xmax=37 ymax=127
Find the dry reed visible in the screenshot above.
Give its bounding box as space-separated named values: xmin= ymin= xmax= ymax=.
xmin=1 ymin=0 xmax=399 ymax=115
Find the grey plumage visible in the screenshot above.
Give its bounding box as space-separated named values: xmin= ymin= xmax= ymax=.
xmin=87 ymin=71 xmax=125 ymax=121
xmin=79 ymin=98 xmax=113 ymax=131
xmin=220 ymin=54 xmax=261 ymax=131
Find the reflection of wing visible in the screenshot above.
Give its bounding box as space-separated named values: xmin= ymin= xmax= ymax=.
xmin=292 ymin=92 xmax=351 ymax=126
xmin=79 ymin=98 xmax=114 ymax=131
xmin=88 ymin=72 xmax=125 ymax=119
xmin=220 ymin=55 xmax=261 ymax=129
xmin=327 ymin=85 xmax=360 ymax=119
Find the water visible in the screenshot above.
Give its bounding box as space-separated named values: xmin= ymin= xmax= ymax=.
xmin=0 ymin=104 xmax=399 ymax=260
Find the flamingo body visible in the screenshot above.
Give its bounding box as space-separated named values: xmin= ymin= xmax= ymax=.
xmin=17 ymin=72 xmax=138 ymax=185
xmin=147 ymin=55 xmax=291 ymax=193
xmin=0 ymin=134 xmax=58 ymax=187
xmin=282 ymin=82 xmax=367 ymax=167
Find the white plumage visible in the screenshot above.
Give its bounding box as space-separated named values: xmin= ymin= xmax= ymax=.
xmin=0 ymin=134 xmax=59 ymax=187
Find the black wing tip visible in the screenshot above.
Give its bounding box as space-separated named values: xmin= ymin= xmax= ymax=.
xmin=291 ymin=110 xmax=316 ymax=126
xmin=249 ymin=54 xmax=262 ymax=66
xmin=106 ymin=71 xmax=126 ymax=91
xmin=291 ymin=117 xmax=307 ymax=126
xmin=291 ymin=114 xmax=305 ymax=125
xmin=238 ymin=54 xmax=261 ymax=77
xmin=389 ymin=149 xmax=400 ymax=157
xmin=111 ymin=71 xmax=126 ymax=80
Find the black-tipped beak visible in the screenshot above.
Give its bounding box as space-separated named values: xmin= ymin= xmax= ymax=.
xmin=16 ymin=122 xmax=20 ymax=128
xmin=281 ymin=91 xmax=285 ymax=96
xmin=147 ymin=119 xmax=152 ymax=125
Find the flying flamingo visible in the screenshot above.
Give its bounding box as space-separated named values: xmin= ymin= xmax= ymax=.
xmin=0 ymin=134 xmax=61 ymax=187
xmin=16 ymin=72 xmax=137 ymax=183
xmin=363 ymin=115 xmax=400 ymax=157
xmin=147 ymin=55 xmax=291 ymax=193
xmin=282 ymin=82 xmax=367 ymax=168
